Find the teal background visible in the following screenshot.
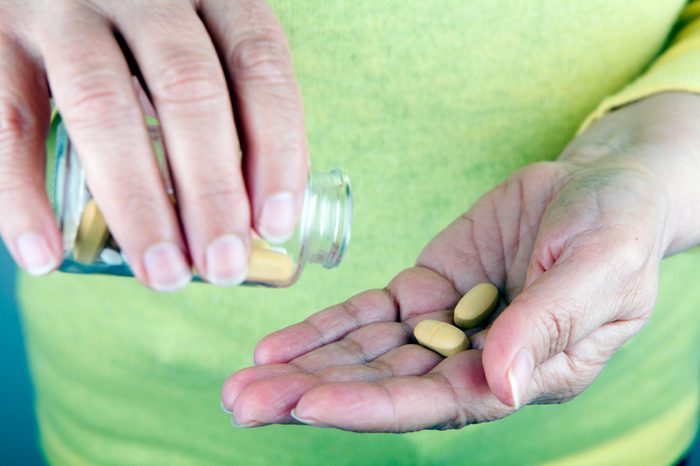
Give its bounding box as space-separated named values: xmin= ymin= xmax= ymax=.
xmin=1 ymin=243 xmax=44 ymax=466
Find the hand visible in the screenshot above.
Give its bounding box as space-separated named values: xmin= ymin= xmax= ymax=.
xmin=220 ymin=93 xmax=700 ymax=432
xmin=0 ymin=0 xmax=306 ymax=290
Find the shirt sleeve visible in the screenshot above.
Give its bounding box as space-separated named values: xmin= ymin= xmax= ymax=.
xmin=580 ymin=1 xmax=700 ymax=129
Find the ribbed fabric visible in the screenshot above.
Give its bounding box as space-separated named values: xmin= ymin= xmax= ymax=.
xmin=582 ymin=2 xmax=700 ymax=127
xmin=18 ymin=1 xmax=700 ymax=464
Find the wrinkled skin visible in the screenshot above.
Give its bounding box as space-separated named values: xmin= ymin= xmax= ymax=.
xmin=0 ymin=0 xmax=307 ymax=290
xmin=222 ymin=92 xmax=700 ymax=432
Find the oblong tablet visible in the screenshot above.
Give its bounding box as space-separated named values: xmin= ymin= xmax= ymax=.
xmin=414 ymin=319 xmax=470 ymax=357
xmin=246 ymin=249 xmax=295 ymax=284
xmin=454 ymin=283 xmax=499 ymax=329
xmin=252 ymin=237 xmax=273 ymax=251
xmin=73 ymin=199 xmax=110 ymax=265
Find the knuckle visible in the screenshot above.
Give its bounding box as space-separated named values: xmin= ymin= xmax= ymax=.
xmin=537 ymin=305 xmax=574 ymax=357
xmin=151 ymin=56 xmax=227 ymax=105
xmin=606 ymin=233 xmax=650 ymax=270
xmin=60 ymin=71 xmax=137 ymax=127
xmin=0 ymin=169 xmax=37 ymax=201
xmin=94 ymin=187 xmax=141 ymax=218
xmin=91 ymin=169 xmax=162 ymax=215
xmin=96 ymin=188 xmax=167 ymax=233
xmin=229 ymin=33 xmax=293 ymax=85
xmin=256 ymin=136 xmax=306 ymax=167
xmin=594 ymin=231 xmax=659 ymax=316
xmin=188 ymin=180 xmax=249 ymax=213
xmin=0 ymin=99 xmax=37 ymax=144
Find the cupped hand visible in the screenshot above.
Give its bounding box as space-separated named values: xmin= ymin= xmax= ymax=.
xmin=221 ymin=97 xmax=681 ymax=431
xmin=0 ymin=0 xmax=306 ymax=290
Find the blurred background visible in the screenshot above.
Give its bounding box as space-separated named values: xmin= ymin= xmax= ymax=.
xmin=1 ymin=242 xmax=43 ymax=465
xmin=0 ymin=239 xmax=698 ymax=466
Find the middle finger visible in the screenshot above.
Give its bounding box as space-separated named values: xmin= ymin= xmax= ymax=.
xmin=116 ymin=2 xmax=251 ymax=286
xmin=37 ymin=5 xmax=191 ymax=291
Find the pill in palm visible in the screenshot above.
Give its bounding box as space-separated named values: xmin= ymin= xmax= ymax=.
xmin=454 ymin=283 xmax=499 ymax=329
xmin=414 ymin=319 xmax=470 ymax=357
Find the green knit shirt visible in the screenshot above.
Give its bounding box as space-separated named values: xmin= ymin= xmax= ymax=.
xmin=19 ymin=1 xmax=700 ymax=464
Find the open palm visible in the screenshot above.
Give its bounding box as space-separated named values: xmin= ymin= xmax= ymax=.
xmin=222 ymin=157 xmax=665 ymax=432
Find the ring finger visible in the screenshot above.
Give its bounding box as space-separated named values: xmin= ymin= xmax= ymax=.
xmin=115 ymin=2 xmax=251 ymax=286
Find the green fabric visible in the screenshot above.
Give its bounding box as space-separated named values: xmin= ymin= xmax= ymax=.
xmin=18 ymin=1 xmax=700 ymax=465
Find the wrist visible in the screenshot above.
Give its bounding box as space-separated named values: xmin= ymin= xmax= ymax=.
xmin=560 ymin=92 xmax=700 ymax=257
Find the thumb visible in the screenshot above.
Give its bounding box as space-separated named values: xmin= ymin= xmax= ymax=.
xmin=481 ymin=240 xmax=635 ymax=409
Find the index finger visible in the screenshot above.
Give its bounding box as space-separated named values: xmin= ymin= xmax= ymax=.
xmin=254 ymin=205 xmax=507 ymax=365
xmin=254 ymin=266 xmax=461 ymax=365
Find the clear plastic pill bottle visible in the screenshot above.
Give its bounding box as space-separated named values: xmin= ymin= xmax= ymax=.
xmin=47 ymin=117 xmax=352 ymax=288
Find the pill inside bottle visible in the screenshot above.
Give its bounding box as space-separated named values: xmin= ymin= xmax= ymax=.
xmin=73 ymin=199 xmax=110 ymax=265
xmin=70 ymin=203 xmax=296 ymax=285
xmin=48 ymin=118 xmax=352 ymax=288
xmin=414 ymin=319 xmax=470 ymax=357
xmin=246 ymin=248 xmax=295 ymax=284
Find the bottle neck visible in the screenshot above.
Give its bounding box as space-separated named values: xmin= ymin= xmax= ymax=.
xmin=299 ymin=169 xmax=352 ymax=268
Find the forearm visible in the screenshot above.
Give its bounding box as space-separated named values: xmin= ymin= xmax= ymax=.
xmin=559 ymin=91 xmax=700 ymax=256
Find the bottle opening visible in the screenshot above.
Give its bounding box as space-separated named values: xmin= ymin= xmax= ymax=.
xmin=299 ymin=169 xmax=352 ymax=269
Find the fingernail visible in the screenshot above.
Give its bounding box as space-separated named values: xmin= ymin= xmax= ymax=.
xmin=507 ymin=349 xmax=534 ymax=410
xmin=206 ymin=235 xmax=247 ymax=286
xmin=290 ymin=409 xmax=324 ymax=427
xmin=143 ymin=242 xmax=191 ymax=292
xmin=230 ymin=417 xmax=262 ymax=428
xmin=220 ymin=400 xmax=232 ymax=415
xmin=258 ymin=192 xmax=296 ymax=244
xmin=16 ymin=232 xmax=57 ymax=276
